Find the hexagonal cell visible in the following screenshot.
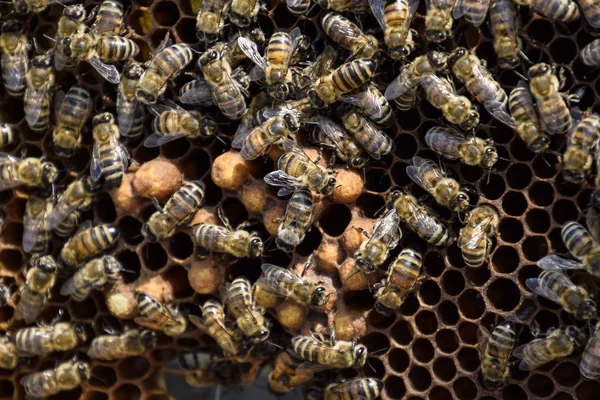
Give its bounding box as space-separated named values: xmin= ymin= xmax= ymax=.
xmin=553 ymin=362 xmax=580 ymax=387
xmin=503 ymin=384 xmax=528 ymax=400
xmin=502 ymin=191 xmax=527 ymax=216
xmin=319 ymin=204 xmax=352 ymax=237
xmin=367 ymin=310 xmax=395 ymax=329
xmin=441 ymin=269 xmax=465 ymax=296
xmin=153 ymin=1 xmax=181 ymax=26
xmin=384 ymin=376 xmax=406 ymax=399
xmin=0 ymin=249 xmax=21 ymax=272
xmin=117 ymin=356 xmax=151 ymax=380
xmin=506 ymin=163 xmax=532 ymax=189
xmin=488 ymin=278 xmax=521 ymax=311
xmin=438 ymin=301 xmax=460 ymax=326
xmin=457 ymin=347 xmax=480 ymax=372
xmin=552 ymin=199 xmax=579 ymax=224
xmin=129 ymin=9 xmax=153 ymax=34
xmin=388 ymin=348 xmax=410 ymax=373
xmin=433 ymin=357 xmax=456 ymax=382
xmin=415 ymin=310 xmax=438 ymax=335
xmin=480 ymin=173 xmax=506 ymax=200
xmin=408 ymin=366 xmax=431 ymax=392
xmin=492 ymin=246 xmax=520 ymax=273
xmin=394 ymin=134 xmax=418 ymax=158
xmin=168 ymin=232 xmax=194 ymax=260
xmin=430 ymin=386 xmax=453 ymax=400
xmin=412 ymin=338 xmax=434 ymax=363
xmin=364 ymin=169 xmax=391 ymax=193
xmin=435 ymin=329 xmax=459 ymax=354
xmin=453 ymin=377 xmax=477 ymax=399
xmin=89 ymin=365 xmax=117 ymax=389
xmin=576 ymin=381 xmax=600 ymax=400
xmin=141 ymin=242 xmax=168 ymax=271
xmin=418 ymin=280 xmax=440 ymax=306
xmin=458 ymin=289 xmax=486 ymax=320
xmin=391 ymin=320 xmax=414 ymax=346
xmin=175 ymin=17 xmax=198 ymax=44
xmin=522 ymin=235 xmax=548 ymax=261
xmin=499 ymin=218 xmax=524 ymax=243
xmin=114 ymin=383 xmax=142 ymax=400
xmin=362 ymin=332 xmax=390 ymax=355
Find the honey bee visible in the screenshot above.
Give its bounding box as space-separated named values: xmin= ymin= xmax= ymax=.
xmin=425 ymin=126 xmax=497 ymax=168
xmin=88 ymin=327 xmax=156 ymax=361
xmin=221 ymin=277 xmax=270 ymax=343
xmin=225 ymin=28 xmax=266 ymax=68
xmin=265 ymin=140 xmax=337 ymax=196
xmin=269 ymin=348 xmax=315 ymax=393
xmin=196 ymin=0 xmax=228 ymax=42
xmin=321 ymin=13 xmax=379 ymax=59
xmin=489 ymin=0 xmax=522 ymax=69
xmin=276 ymin=187 xmax=315 ymax=252
xmin=341 ymin=108 xmax=394 ymax=160
xmin=136 ymin=42 xmax=194 ymax=105
xmin=579 ymin=0 xmax=600 ymax=27
xmin=312 ymin=116 xmax=367 ymax=169
xmin=373 ymin=246 xmax=423 ymax=315
xmin=407 ymin=156 xmax=470 ymax=212
xmin=509 ymin=80 xmax=550 ymax=153
xmin=234 ymin=112 xmax=300 ymax=160
xmin=453 ymin=0 xmax=491 ymax=26
xmin=12 ymin=0 xmax=67 ymax=14
xmin=230 ymin=0 xmax=260 ymax=27
xmin=420 ymin=74 xmax=481 ymax=131
xmin=513 ymin=0 xmax=580 ymax=22
xmin=318 ymin=0 xmax=371 ymax=12
xmin=580 ymin=322 xmax=600 ymax=379
xmin=60 ymin=222 xmax=120 ymax=269
xmin=47 ymin=176 xmax=101 ymax=237
xmin=528 ymin=63 xmax=578 ymax=135
xmin=92 ymin=0 xmax=125 ymax=35
xmin=59 ymin=255 xmax=123 ymax=302
xmin=193 ymin=206 xmax=263 ymax=258
xmin=0 ymin=335 xmax=18 ymax=370
xmin=291 ymin=328 xmax=368 ymax=369
xmin=258 ymin=262 xmax=331 ymax=309
xmin=15 ymin=321 xmax=87 ymax=356
xmin=384 ymin=51 xmax=448 ymax=101
xmin=386 ymin=190 xmax=454 ymax=246
xmin=458 ymin=205 xmax=500 ymax=268
xmin=449 ymin=48 xmax=516 ymax=128
xmin=339 ymin=84 xmax=394 ymax=127
xmin=22 ymin=191 xmax=52 ymax=255
xmin=562 ymin=109 xmax=600 ymax=182
xmin=581 ymin=38 xmax=600 ymax=66
xmin=308 ymin=58 xmax=376 ymax=108
xmin=15 ymin=255 xmax=57 ymax=324
xmin=53 ymin=84 xmax=93 ymax=157
xmin=286 ymin=0 xmax=311 ymax=14
xmin=142 ymin=181 xmax=205 ymax=242
xmin=135 ymin=292 xmax=188 ymax=336
xmin=369 ymin=0 xmax=417 ymax=60
xmin=424 ymin=0 xmax=456 ymax=42
xmin=0 ymin=153 xmax=57 ymax=192
xmin=145 ymin=100 xmax=218 ymax=147
xmin=0 ymin=124 xmax=18 ymax=148
xmin=0 ymin=20 xmax=28 ymax=97
xmin=325 ymin=378 xmax=383 ymax=400
xmin=117 ymin=62 xmax=145 ymax=139
xmin=20 ymin=359 xmax=90 ymax=399
xmin=189 ymin=299 xmax=244 ymax=357
xmin=513 ymin=325 xmax=587 ymax=370
xmin=526 ymin=270 xmax=597 ymax=319
xmin=91 ymin=112 xmax=129 ymax=189
xmin=53 ymin=4 xmax=88 ymax=71
xmin=478 ymin=321 xmax=516 ymax=388
xmin=354 ymin=209 xmax=402 ymax=274
xmin=25 ymin=55 xmax=55 ymax=132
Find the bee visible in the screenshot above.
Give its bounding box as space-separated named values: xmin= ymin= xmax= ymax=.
xmin=189 ymin=299 xmax=244 ymax=357
xmin=15 ymin=321 xmax=87 ymax=356
xmin=341 ymin=108 xmax=394 ymax=160
xmin=15 ymin=255 xmax=57 ymax=324
xmin=91 ymin=112 xmax=129 ymax=188
xmin=308 ymin=58 xmax=376 ymax=108
xmin=526 ymin=270 xmax=597 ymax=319
xmin=59 ymin=256 xmax=123 ymax=302
xmin=458 ymin=205 xmax=500 ymax=268
xmin=0 ymin=153 xmax=57 ymax=191
xmin=53 ymin=84 xmax=93 ymax=157
xmin=513 ymin=0 xmax=580 ymax=22
xmin=20 ymin=359 xmax=90 ymax=399
xmin=453 ymin=0 xmax=491 ymax=26
xmin=234 ymin=112 xmax=300 ymax=160
xmin=425 ymin=126 xmax=497 ymax=168
xmin=226 ymin=28 xmax=266 ymax=68
xmin=509 ymin=80 xmax=550 ymax=153
xmin=581 ymin=322 xmax=600 ymax=379
xmin=196 ymin=0 xmax=228 ymax=42
xmin=25 ymin=55 xmax=55 ymax=132
xmin=420 ymin=74 xmax=481 ymax=131
xmin=291 ymin=328 xmax=368 ymax=369
xmin=579 ymin=0 xmax=600 ymax=27
xmin=230 ymin=0 xmax=260 ymax=27
xmin=478 ymin=322 xmax=516 ymax=388
xmin=145 ymin=100 xmax=217 ymax=147
xmin=581 ymin=38 xmax=600 ymax=66
xmin=318 ymin=0 xmax=371 ymax=12
xmin=221 ymin=277 xmax=270 ymax=343
xmin=407 ymin=156 xmax=470 ymax=212
xmin=276 ymin=187 xmax=315 ymax=252
xmin=265 ymin=140 xmax=337 ymax=196
xmin=269 ymin=348 xmax=315 ymax=393
xmin=88 ymin=328 xmax=156 ymax=361
xmin=0 ymin=20 xmax=28 ymax=97
xmin=22 ymin=191 xmax=52 ymax=255
xmin=312 ymin=116 xmax=367 ymax=169
xmin=489 ymin=0 xmax=522 ymax=69
xmin=325 ymin=378 xmax=383 ymax=400
xmin=373 ymin=246 xmax=423 ymax=315
xmin=321 ymin=13 xmax=378 ymax=59
xmin=528 ymin=63 xmax=576 ymax=135
xmin=386 ymin=190 xmax=453 ymax=246
xmin=92 ymin=0 xmax=125 ymax=35
xmin=339 ymin=84 xmax=394 ymax=127
xmin=60 ymin=222 xmax=120 ymax=269
xmin=0 ymin=124 xmax=18 ymax=148
xmin=384 ymin=51 xmax=448 ymax=101
xmin=117 ymin=62 xmax=145 ymax=139
xmin=562 ymin=109 xmax=600 ymax=182
xmin=449 ymin=48 xmax=516 ymax=128
xmin=369 ymin=0 xmax=418 ymax=60
xmin=286 ymin=0 xmax=311 ymax=14
xmin=47 ymin=176 xmax=101 ymax=238
xmin=258 ymin=262 xmax=330 ymax=309
xmin=53 ymin=4 xmax=88 ymax=70
xmin=135 ymin=292 xmax=187 ymax=336
xmin=136 ymin=42 xmax=194 ymax=105
xmin=0 ymin=335 xmax=18 ymax=370
xmin=12 ymin=0 xmax=57 ymax=14
xmin=354 ymin=209 xmax=402 ymax=274
xmin=424 ymin=0 xmax=456 ymax=42
xmin=142 ymin=181 xmax=205 ymax=242
xmin=513 ymin=325 xmax=587 ymax=370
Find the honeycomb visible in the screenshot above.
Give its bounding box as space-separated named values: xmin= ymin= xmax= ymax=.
xmin=0 ymin=0 xmax=597 ymax=399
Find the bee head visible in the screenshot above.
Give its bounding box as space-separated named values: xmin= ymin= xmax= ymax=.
xmin=308 ymin=89 xmax=326 ymax=109
xmin=562 ymin=168 xmax=585 ymax=183
xmin=37 ymin=257 xmax=56 ymax=274
xmin=64 ymin=4 xmax=86 ymax=21
xmin=528 ymin=63 xmax=551 ymax=78
xmin=355 ymin=258 xmax=375 ymax=274
xmin=352 ymin=343 xmax=368 ymax=367
xmin=283 ymin=113 xmax=300 ymax=132
xmin=268 ymin=83 xmax=289 ymax=101
xmin=249 ymin=236 xmax=263 ymax=258
xmin=141 ymin=223 xmax=158 ymax=242
xmin=461 ymin=109 xmax=480 ymax=131
xmin=322 ymin=177 xmax=336 ymax=195
xmin=41 ymin=162 xmax=58 ymax=186
xmin=578 ymin=299 xmax=597 ymax=320
xmin=386 ymin=190 xmax=401 ymax=208
xmin=428 ymin=51 xmax=449 ymax=72
xmin=13 ymin=0 xmax=28 ymax=14
xmin=425 ymin=29 xmax=446 ymax=43
xmin=374 ymin=300 xmax=394 ymax=316
xmin=253 ymin=328 xmax=270 ymax=343
xmin=199 ymin=50 xmax=219 ymax=67
xmin=141 ymin=330 xmax=157 ymax=350
xmin=311 ymin=286 xmax=329 ymax=307
xmin=124 ymin=63 xmax=144 ymax=80
xmin=448 ymin=48 xmax=467 ymax=66
xmin=275 ymin=238 xmax=295 ymax=253
xmin=388 ymin=46 xmax=410 ymax=61
xmin=529 ymin=136 xmax=551 ymax=153
xmin=482 ymin=146 xmax=498 ymax=169
xmin=565 ymin=325 xmax=587 ymax=347
xmin=62 ymin=37 xmax=73 ymax=57
xmin=93 ymin=112 xmax=113 ymax=126
xmin=230 ymin=12 xmax=250 ymax=27
xmin=499 ymin=57 xmax=520 ymax=70
xmin=248 ymin=28 xmax=265 ymax=46
xmin=350 ymin=156 xmax=366 ymax=169
xmin=1 ymin=20 xmax=22 ymax=34
xmin=76 ymin=361 xmax=91 ymax=380
xmin=136 ymin=88 xmax=157 ymax=105
xmin=74 ymin=324 xmax=88 ymax=343
xmin=32 ymin=55 xmax=53 ymax=69
xmin=200 ymin=117 xmax=217 ymax=137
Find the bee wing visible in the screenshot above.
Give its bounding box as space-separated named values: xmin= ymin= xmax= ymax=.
xmin=257 ymin=264 xmax=295 ymax=297
xmin=350 ymin=117 xmax=392 ymax=160
xmin=2 ymin=52 xmax=24 ymax=93
xmin=368 ymin=0 xmax=388 ymax=30
xmin=407 ymin=204 xmax=449 ymax=245
xmin=22 ymin=202 xmax=49 ymax=254
xmin=477 ymin=325 xmax=491 ymax=353
xmin=339 ymin=89 xmax=384 ymax=118
xmin=117 ymin=99 xmax=138 ymax=136
xmin=525 ymin=276 xmax=563 ymax=304
xmin=316 ymin=115 xmax=348 ymax=151
xmin=484 ymin=100 xmax=517 ymax=129
xmin=490 ymin=0 xmax=517 ymax=37
xmin=582 ymin=1 xmax=600 ymax=28
xmin=453 ymin=0 xmax=491 ymax=26
xmin=286 ymin=0 xmax=306 ymax=10
xmin=304 ymin=46 xmax=337 ymax=80
xmin=144 ymin=133 xmax=187 ymax=148
xmin=179 ymin=82 xmax=214 ymax=105
xmin=289 ymin=27 xmax=304 ymax=63
xmin=512 ymin=339 xmax=547 ymax=370
xmin=117 ymin=142 xmax=130 ymax=173
xmin=460 ymin=221 xmax=487 ymax=250
xmin=240 ymin=128 xmax=280 ymax=160
xmin=134 ymin=316 xmax=168 ymax=332
xmin=425 ymin=126 xmax=468 ymax=154
xmin=90 ymin=143 xmax=103 ymax=181
xmin=237 ymin=37 xmax=267 ymax=72
xmin=586 ymin=205 xmax=600 ymax=243
xmin=264 ymin=170 xmax=304 ymax=196
xmin=25 ymin=86 xmax=50 ymax=127
xmin=89 ymin=57 xmax=120 ymax=84
xmin=232 ymin=119 xmax=253 ymax=149
xmin=371 ymin=209 xmax=401 ymax=243
xmin=60 ymin=269 xmax=103 ymax=296
xmin=54 ymin=51 xmax=67 ymax=71
xmin=384 ymin=67 xmax=416 ymax=100
xmin=536 ymin=255 xmax=584 ymax=271
xmin=46 ymin=195 xmax=80 ymax=231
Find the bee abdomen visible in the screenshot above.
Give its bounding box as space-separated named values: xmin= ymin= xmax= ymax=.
xmin=562 ymin=221 xmax=595 ymax=258
xmin=292 ymin=336 xmax=319 ymax=363
xmin=96 ymin=35 xmax=139 ymax=62
xmin=534 ymin=0 xmax=580 ymax=22
xmin=2 ymin=57 xmax=26 ymax=96
xmin=15 ymin=328 xmax=46 ymax=355
xmin=155 ymin=45 xmax=194 ymax=77
xmin=332 ymin=59 xmax=375 ymax=93
xmin=54 ymin=211 xmax=80 ymax=238
xmin=581 ymin=39 xmax=600 ymax=66
xmin=194 ymin=224 xmax=230 ymax=251
xmin=98 ymin=142 xmax=125 ymax=188
xmin=581 ymin=334 xmax=600 ymax=379
xmin=0 ymin=123 xmax=17 ymax=147
xmin=94 ymin=1 xmax=124 ymax=34
xmin=267 ymin=32 xmax=292 ymax=65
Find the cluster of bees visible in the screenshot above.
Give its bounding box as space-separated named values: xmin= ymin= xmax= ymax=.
xmin=0 ymin=0 xmax=598 ymax=397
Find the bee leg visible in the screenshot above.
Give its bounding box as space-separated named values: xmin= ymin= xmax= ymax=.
xmin=151 ymin=197 xmax=164 ymax=213
xmin=352 ymin=226 xmax=371 ymax=239
xmin=301 ymin=253 xmax=315 ymax=277
xmin=217 ymin=205 xmax=233 ymax=231
xmin=531 ymin=320 xmax=543 ymax=338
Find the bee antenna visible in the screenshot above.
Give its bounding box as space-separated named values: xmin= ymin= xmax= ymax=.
xmin=43 ymin=34 xmax=57 ymax=43
xmin=373 ymin=203 xmax=387 ymax=218
xmin=213 ymin=134 xmax=227 ymax=146
xmin=369 ymin=346 xmax=388 ymax=355
xmin=513 ymin=70 xmax=529 ymax=81
xmin=366 ymin=359 xmax=377 ymax=373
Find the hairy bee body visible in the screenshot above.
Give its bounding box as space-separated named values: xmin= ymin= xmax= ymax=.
xmin=194 ymin=224 xmax=263 ymax=258
xmin=238 ymin=114 xmax=300 ymax=160
xmin=322 ymin=13 xmax=378 ymax=59
xmin=342 ymin=108 xmax=393 ymax=160
xmin=384 ymin=51 xmax=448 ymax=100
xmin=318 ymin=0 xmax=370 ymax=12
xmin=269 ymin=349 xmax=314 ymax=393
xmin=325 ymin=378 xmax=383 ymax=400
xmin=581 ymin=322 xmax=600 ymax=379
xmin=581 ymin=38 xmax=600 ymax=66
xmin=277 ymin=187 xmax=315 ymax=252
xmin=60 ymin=223 xmax=120 ymax=268
xmin=458 ymin=205 xmax=500 ymax=268
xmin=22 ymin=192 xmax=52 ymax=254
xmin=374 ymin=247 xmax=423 ymax=315
xmin=142 ymin=181 xmax=205 ymax=242
xmin=54 ymin=84 xmax=93 ymax=156
xmin=0 ymin=124 xmax=18 ymax=148
xmin=528 ymin=63 xmax=572 ymax=134
xmin=490 ymin=0 xmax=521 ymax=69
xmin=91 ymin=112 xmax=128 ymax=188
xmin=12 ymin=0 xmax=52 ymax=14
xmin=311 ymin=116 xmax=367 ymax=169
xmin=509 ymin=81 xmax=550 ymax=152
xmin=563 ymin=112 xmax=600 ymax=182
xmin=48 ymin=176 xmax=101 ymax=236
xmin=0 ymin=20 xmax=28 ymax=97
xmin=479 ymin=322 xmax=516 ymax=388
xmin=291 ymin=332 xmax=367 ymax=369
xmin=276 ymin=149 xmax=336 ymax=195
xmin=287 ymin=0 xmax=311 ymax=14
xmin=93 ymin=0 xmax=124 ymax=35
xmin=25 ymin=55 xmax=54 ymax=132
xmin=553 ymin=221 xmax=600 ymax=277
xmin=340 ymin=84 xmax=394 ymax=127
xmin=514 ymin=0 xmax=580 ymax=22
xmin=0 ymin=336 xmax=18 ymax=370
xmin=147 ymin=108 xmax=217 ymax=147
xmin=15 ymin=322 xmax=87 ymax=356
xmin=189 ymin=299 xmax=243 ymax=356
xmin=309 ymin=59 xmax=375 ymax=108
xmin=88 ymin=329 xmax=156 ymax=361
xmin=0 ymin=155 xmax=57 ymax=191
xmin=20 ymin=360 xmax=90 ymax=399
xmin=425 ymin=0 xmax=456 ymax=42
xmin=369 ymin=0 xmax=417 ymax=60
xmin=354 ymin=209 xmax=402 ymax=274
xmin=230 ymin=0 xmax=259 ymax=27
xmin=222 ymin=277 xmax=270 ymax=343
xmin=196 ymin=0 xmax=228 ymax=42
xmin=514 ymin=326 xmax=586 ymax=370
xmin=426 ymin=126 xmax=497 ymax=168
xmin=117 ymin=63 xmax=145 ymax=138
xmin=259 ymin=264 xmax=330 ymax=308
xmin=579 ymin=0 xmax=600 ymax=27
xmin=15 ymin=255 xmax=57 ymax=324
xmin=59 ymin=255 xmax=122 ymax=302
xmin=135 ymin=293 xmax=187 ymax=336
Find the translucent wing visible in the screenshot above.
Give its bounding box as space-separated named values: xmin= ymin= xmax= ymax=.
xmin=350 ymin=117 xmax=393 ymax=160
xmin=368 ymin=0 xmax=387 ymax=30
xmin=477 ymin=325 xmax=491 ymax=354
xmin=316 ymin=115 xmax=348 ymax=151
xmin=371 ymin=209 xmax=401 ymax=243
xmin=240 ymin=128 xmax=280 ymax=160
xmin=232 ymin=118 xmax=253 ymax=149
xmin=406 ymin=156 xmax=440 ymax=193
xmin=287 ymin=0 xmax=307 ymax=11
xmin=453 ymin=0 xmax=491 ymax=26
xmin=484 ymin=100 xmax=517 ymax=129
xmin=60 ymin=269 xmax=102 ymax=296
xmin=117 ymin=142 xmax=130 ymax=173
xmin=144 ymin=132 xmax=187 ymax=147
xmin=2 ymin=52 xmax=25 ymax=93
xmin=90 ymin=143 xmax=103 ymax=181
xmin=586 ymin=205 xmax=600 ymax=243
xmin=134 ymin=317 xmax=168 ymax=332
xmin=46 ymin=196 xmax=80 ymax=232
xmin=179 ymin=82 xmax=214 ymax=105
xmin=425 ymin=126 xmax=468 ymax=158
xmin=525 ymin=276 xmax=562 ymax=304
xmin=490 ymin=0 xmax=517 ymax=37
xmin=54 ymin=51 xmax=68 ymax=71
xmin=237 ymin=37 xmax=267 ymax=71
xmin=257 ymin=264 xmax=295 ymax=297
xmin=339 ymin=89 xmax=384 ymax=118
xmin=303 ymin=46 xmax=337 ymax=80
xmin=22 ymin=201 xmax=50 ymax=253
xmin=384 ymin=66 xmax=417 ymax=100
xmin=406 ymin=204 xmax=449 ymax=245
xmin=289 ymin=27 xmax=304 ymax=64
xmin=512 ymin=339 xmax=548 ymax=370
xmin=89 ymin=57 xmax=120 ymax=84
xmin=264 ymin=170 xmax=304 ymax=191
xmin=25 ymin=86 xmax=50 ymax=126
xmin=537 ymin=255 xmax=584 ymax=271
xmin=249 ymin=65 xmax=266 ymax=81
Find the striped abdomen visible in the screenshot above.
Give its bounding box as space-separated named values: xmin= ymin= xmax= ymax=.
xmin=531 ymin=0 xmax=580 ymax=22
xmin=24 ymin=86 xmax=51 ymax=132
xmin=96 ymin=136 xmax=125 ymax=188
xmin=201 ymin=300 xmax=241 ymax=354
xmin=57 ymin=85 xmax=92 ymax=131
xmin=226 ymin=278 xmax=253 ymax=313
xmin=458 ymin=227 xmax=488 ymax=267
xmin=421 ymin=73 xmax=454 ymax=109
xmin=279 ymin=152 xmax=313 ymax=179
xmin=509 ymin=84 xmax=538 ymax=125
xmin=490 ymin=0 xmax=519 ymax=60
xmin=581 ymin=325 xmax=600 ymax=379
xmin=15 ymin=327 xmax=53 ymax=355
xmin=332 ymin=59 xmax=375 ymax=94
xmin=117 ymin=94 xmax=144 ymax=139
xmin=325 ymin=378 xmax=382 ymax=400
xmin=16 ymin=287 xmax=46 ymax=323
xmin=93 ymin=1 xmax=124 ymax=34
xmin=211 ymin=72 xmax=246 ymax=120
xmin=1 ymin=52 xmax=26 ymax=96
xmin=22 ymin=370 xmax=59 ymax=398
xmin=462 ymin=0 xmax=490 ymax=25
xmin=0 ymin=161 xmax=22 ymax=189
xmin=385 ymin=0 xmax=411 ymax=26
xmin=568 ymin=115 xmax=600 ymax=151
xmin=151 ymin=44 xmax=193 ymax=81
xmin=321 ymin=13 xmax=366 ymax=54
xmin=194 ymin=224 xmax=232 ymax=252
xmin=55 ymin=211 xmax=81 ymax=238
xmin=287 ymin=0 xmax=311 ymax=14
xmin=62 ymin=224 xmax=119 ymax=267
xmin=96 ymin=35 xmax=139 ymax=62
xmin=482 ymin=322 xmax=515 ymax=385
xmin=394 ymin=89 xmax=417 ymax=110
xmin=266 ymin=32 xmax=292 ymax=82
xmin=291 ymin=336 xmax=324 ymax=364
xmin=88 ymin=336 xmax=121 ymax=360
xmin=387 ymin=248 xmax=422 ymax=295
xmin=0 ymin=124 xmax=17 ymax=147
xmin=581 ymin=38 xmax=600 ymax=66
xmin=562 ymin=221 xmax=595 ymax=258
xmin=163 ymin=181 xmax=205 ymax=227
xmin=282 ymin=188 xmax=314 ymax=233
xmin=465 ymin=70 xmax=508 ymax=106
